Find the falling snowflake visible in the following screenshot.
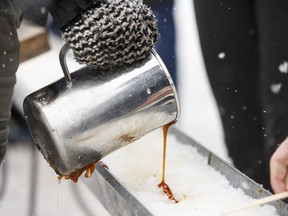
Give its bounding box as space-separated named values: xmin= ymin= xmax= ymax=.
xmin=279 ymin=61 xmax=288 ymax=73
xmin=218 ymin=52 xmax=225 ymax=59
xmin=270 ymin=83 xmax=283 ymax=94
xmin=147 ymin=88 xmax=151 ymax=94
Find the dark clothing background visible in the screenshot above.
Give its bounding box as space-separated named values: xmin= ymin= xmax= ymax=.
xmin=0 ymin=0 xmax=54 ymax=164
xmin=194 ymin=0 xmax=288 ymax=190
xmin=0 ymin=0 xmax=20 ymax=163
xmin=0 ymin=0 xmax=94 ymax=164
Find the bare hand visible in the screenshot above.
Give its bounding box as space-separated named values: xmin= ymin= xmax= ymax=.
xmin=270 ymin=137 xmax=288 ymax=193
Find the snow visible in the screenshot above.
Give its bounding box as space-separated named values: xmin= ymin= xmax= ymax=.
xmin=278 ymin=61 xmax=288 ymax=74
xmin=218 ymin=52 xmax=226 ymax=59
xmin=270 ymin=83 xmax=283 ymax=94
xmin=102 ymin=128 xmax=279 ymax=216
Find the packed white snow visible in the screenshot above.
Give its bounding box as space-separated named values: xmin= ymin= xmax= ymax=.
xmin=102 ymin=128 xmax=279 ymax=216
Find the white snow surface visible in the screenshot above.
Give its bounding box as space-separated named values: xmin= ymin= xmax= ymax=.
xmin=102 ymin=128 xmax=279 ymax=216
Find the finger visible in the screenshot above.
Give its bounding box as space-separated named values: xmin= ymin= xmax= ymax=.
xmin=286 ymin=174 xmax=288 ymax=191
xmin=270 ymin=158 xmax=287 ymax=193
xmin=270 ymin=138 xmax=288 ymax=193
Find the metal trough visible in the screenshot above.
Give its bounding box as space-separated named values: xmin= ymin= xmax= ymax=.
xmin=84 ymin=127 xmax=288 ymax=216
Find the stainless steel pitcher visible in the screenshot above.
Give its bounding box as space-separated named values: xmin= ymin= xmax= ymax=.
xmin=23 ymin=44 xmax=180 ymax=176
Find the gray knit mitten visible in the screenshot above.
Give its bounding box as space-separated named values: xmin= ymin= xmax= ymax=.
xmin=62 ymin=0 xmax=158 ymax=70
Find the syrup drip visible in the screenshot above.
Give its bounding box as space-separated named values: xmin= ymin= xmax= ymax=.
xmin=58 ymin=162 xmax=96 ymax=183
xmin=158 ymin=121 xmax=179 ymax=203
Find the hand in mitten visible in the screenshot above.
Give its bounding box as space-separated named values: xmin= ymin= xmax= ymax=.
xmin=49 ymin=0 xmax=158 ymax=70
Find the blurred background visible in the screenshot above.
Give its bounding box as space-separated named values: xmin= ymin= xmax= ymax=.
xmin=0 ymin=0 xmax=229 ymax=215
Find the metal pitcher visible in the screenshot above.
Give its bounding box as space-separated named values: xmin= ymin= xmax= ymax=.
xmin=23 ymin=44 xmax=180 ymax=176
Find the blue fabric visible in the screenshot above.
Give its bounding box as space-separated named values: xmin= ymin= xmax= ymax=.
xmin=149 ymin=0 xmax=177 ymax=85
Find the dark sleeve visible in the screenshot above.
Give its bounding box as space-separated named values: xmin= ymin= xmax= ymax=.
xmin=0 ymin=0 xmax=20 ymax=163
xmin=48 ymin=0 xmax=103 ymax=29
xmin=9 ymin=0 xmax=55 ymax=26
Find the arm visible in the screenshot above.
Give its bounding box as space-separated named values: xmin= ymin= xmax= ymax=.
xmin=0 ymin=0 xmax=54 ymax=164
xmin=0 ymin=0 xmax=21 ymax=164
xmin=48 ymin=0 xmax=99 ymax=29
xmin=270 ymin=137 xmax=288 ymax=193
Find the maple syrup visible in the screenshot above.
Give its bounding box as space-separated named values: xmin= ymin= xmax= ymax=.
xmin=57 ymin=120 xmax=179 ymax=205
xmin=158 ymin=121 xmax=179 ymax=203
xmin=58 ymin=162 xmax=96 ymax=183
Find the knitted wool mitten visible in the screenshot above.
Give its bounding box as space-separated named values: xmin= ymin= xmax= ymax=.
xmin=62 ymin=0 xmax=158 ymax=70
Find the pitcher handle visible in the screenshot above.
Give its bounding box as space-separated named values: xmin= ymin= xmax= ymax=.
xmin=59 ymin=44 xmax=72 ymax=84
